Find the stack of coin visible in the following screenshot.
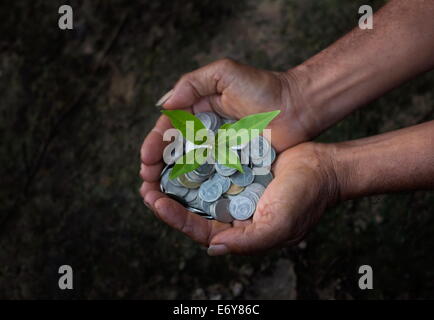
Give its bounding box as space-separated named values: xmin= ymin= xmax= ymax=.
xmin=159 ymin=112 xmax=276 ymax=222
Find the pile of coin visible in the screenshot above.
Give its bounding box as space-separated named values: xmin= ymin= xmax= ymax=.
xmin=160 ymin=112 xmax=276 ymax=223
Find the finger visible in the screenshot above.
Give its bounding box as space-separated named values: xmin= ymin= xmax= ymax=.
xmin=208 ymin=218 xmax=286 ymax=255
xmin=139 ymin=181 xmax=160 ymax=201
xmin=140 ymin=162 xmax=163 ymax=182
xmin=191 ymin=96 xmax=214 ymax=113
xmin=154 ymin=196 xmax=231 ymax=246
xmin=139 ymin=181 xmax=168 ymax=219
xmin=141 ymin=115 xmax=172 ymax=165
xmin=163 ymin=59 xmax=238 ymax=108
xmin=143 ymin=190 xmax=169 ymax=221
xmin=192 ymin=95 xmax=230 ymax=119
xmin=191 ymin=95 xmax=222 ymax=113
xmin=209 ymin=175 xmax=292 ymax=255
xmin=232 ymin=220 xmax=252 ymax=228
xmin=140 ymin=182 xmax=164 ymax=216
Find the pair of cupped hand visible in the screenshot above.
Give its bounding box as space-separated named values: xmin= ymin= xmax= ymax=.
xmin=140 ymin=59 xmax=337 ymax=256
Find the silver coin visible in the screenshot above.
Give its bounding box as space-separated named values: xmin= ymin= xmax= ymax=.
xmin=195 ymin=112 xmax=212 ymax=129
xmin=239 ymin=190 xmax=260 ymax=205
xmin=230 ymin=165 xmax=254 ymax=187
xmin=164 ymin=169 xmax=189 ymax=197
xmin=240 ymin=146 xmax=251 ymax=165
xmin=195 ymin=112 xmax=221 ymax=132
xmin=163 ymin=132 xmax=184 ymax=165
xmin=210 ymin=199 xmax=233 ymax=223
xmin=186 ymin=170 xmax=207 ymax=183
xmin=160 ymin=164 xmax=171 ymax=178
xmin=199 ymin=198 xmax=213 ymax=214
xmin=229 ymin=195 xmax=255 ymax=220
xmin=270 ymin=147 xmax=276 ymax=163
xmin=193 ymin=163 xmax=214 ymax=177
xmin=208 ymin=113 xmax=222 ymax=132
xmin=186 ymin=206 xmax=206 ymax=215
xmin=245 ymin=182 xmax=266 ymax=194
xmin=252 ymin=146 xmax=276 ymax=167
xmin=253 ymin=172 xmax=273 ymax=188
xmin=161 ymin=167 xmax=183 ymax=192
xmin=166 ymin=183 xmax=189 ymax=198
xmin=206 ymin=113 xmax=217 ymax=131
xmin=171 ymin=175 xmax=184 ymax=187
xmin=189 ymin=207 xmax=214 ymax=220
xmin=222 ymin=119 xmax=236 ymax=125
xmin=187 ymin=196 xmax=202 ymax=209
xmin=252 ymin=165 xmax=271 ymax=175
xmin=225 ymin=194 xmax=237 ymax=200
xmin=215 ymin=163 xmax=237 ymax=177
xmin=198 ymin=180 xmax=223 ymax=202
xmin=250 ymin=136 xmax=271 ymax=161
xmin=245 ymin=183 xmax=266 ymax=197
xmin=160 ymin=166 xmax=170 ymax=192
xmin=177 ymin=173 xmax=202 ymax=188
xmin=184 ymin=188 xmax=198 ymax=203
xmin=211 ymin=173 xmax=231 ymax=193
xmin=251 ymin=150 xmax=272 ymax=167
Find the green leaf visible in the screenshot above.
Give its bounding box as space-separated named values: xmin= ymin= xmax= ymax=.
xmin=230 ymin=110 xmax=281 ymax=132
xmin=218 ymin=123 xmax=232 ymax=130
xmin=161 ymin=110 xmax=207 ymax=144
xmin=228 ymin=128 xmax=255 ymax=148
xmin=214 ymin=143 xmax=243 ymax=173
xmin=218 ymin=110 xmax=281 ymax=149
xmin=215 ymin=124 xmax=227 ymax=150
xmin=169 ymin=149 xmax=203 ymax=180
xmin=215 ymin=122 xmax=237 ymax=146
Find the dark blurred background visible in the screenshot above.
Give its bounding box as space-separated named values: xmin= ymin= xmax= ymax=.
xmin=1 ymin=0 xmax=433 ymax=299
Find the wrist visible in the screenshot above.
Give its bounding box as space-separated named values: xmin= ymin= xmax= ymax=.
xmin=279 ymin=64 xmax=339 ymax=144
xmin=323 ymin=142 xmax=357 ymax=202
xmin=286 ymin=142 xmax=342 ymax=208
xmin=304 ymin=141 xmax=363 ymax=204
xmin=284 ymin=53 xmax=380 ymax=140
xmin=326 ymin=122 xmax=434 ymax=201
xmin=277 ymin=68 xmax=319 ymax=142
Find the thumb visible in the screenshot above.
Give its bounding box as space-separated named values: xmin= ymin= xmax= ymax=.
xmin=160 ymin=58 xmax=239 ymax=109
xmin=208 ymin=218 xmax=288 ymax=256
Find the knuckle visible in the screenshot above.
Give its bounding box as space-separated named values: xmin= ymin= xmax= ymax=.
xmin=139 ymin=168 xmax=147 ymax=181
xmin=217 ymin=58 xmax=236 ymax=69
xmin=179 ymin=72 xmax=193 ymax=83
xmin=139 ymin=182 xmax=147 ymax=197
xmin=180 ymin=214 xmax=195 ymax=237
xmin=140 ymin=140 xmax=148 ymax=162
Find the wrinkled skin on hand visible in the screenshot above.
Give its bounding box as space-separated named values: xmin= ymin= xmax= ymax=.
xmin=140 ymin=129 xmax=337 ymax=255
xmin=158 ymin=58 xmax=309 ymax=152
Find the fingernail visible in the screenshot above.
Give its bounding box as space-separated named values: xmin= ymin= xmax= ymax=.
xmin=207 ymin=244 xmax=229 ymax=256
xmin=156 ymin=89 xmax=174 ymax=106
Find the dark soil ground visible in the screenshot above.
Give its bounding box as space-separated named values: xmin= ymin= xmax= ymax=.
xmin=1 ymin=0 xmax=433 ymax=299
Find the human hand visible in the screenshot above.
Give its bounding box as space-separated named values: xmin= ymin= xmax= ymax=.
xmin=140 ymin=141 xmax=339 ymax=255
xmin=155 ymin=58 xmax=310 ymax=152
xmin=140 ymin=59 xmax=337 ymax=255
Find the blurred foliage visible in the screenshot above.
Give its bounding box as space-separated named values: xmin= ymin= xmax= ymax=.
xmin=0 ymin=0 xmax=433 ymax=299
